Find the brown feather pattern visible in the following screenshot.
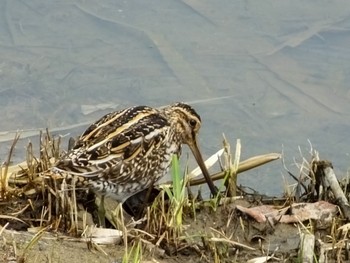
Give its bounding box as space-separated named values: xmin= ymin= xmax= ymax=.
xmin=52 ymin=102 xmax=204 ymax=202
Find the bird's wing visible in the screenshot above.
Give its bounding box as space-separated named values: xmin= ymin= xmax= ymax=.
xmin=54 ymin=106 xmax=170 ymax=178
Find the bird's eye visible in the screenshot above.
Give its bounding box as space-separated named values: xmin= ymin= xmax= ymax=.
xmin=189 ymin=119 xmax=197 ymax=127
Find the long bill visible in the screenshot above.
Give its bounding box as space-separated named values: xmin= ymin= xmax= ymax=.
xmin=188 ymin=138 xmax=218 ymax=196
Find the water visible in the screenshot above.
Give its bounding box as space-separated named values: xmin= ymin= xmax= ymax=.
xmin=1 ymin=0 xmax=350 ymax=196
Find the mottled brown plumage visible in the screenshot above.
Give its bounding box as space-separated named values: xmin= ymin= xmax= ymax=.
xmin=53 ymin=102 xmax=217 ymax=202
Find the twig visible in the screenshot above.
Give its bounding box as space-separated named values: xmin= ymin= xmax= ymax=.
xmin=299 ymin=233 xmax=315 ymax=263
xmin=315 ymin=161 xmax=350 ymax=220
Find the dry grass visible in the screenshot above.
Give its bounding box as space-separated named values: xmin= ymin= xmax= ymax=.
xmin=0 ymin=131 xmax=349 ymax=262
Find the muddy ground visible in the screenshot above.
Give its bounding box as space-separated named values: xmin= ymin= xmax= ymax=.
xmin=0 ymin=196 xmax=338 ymax=263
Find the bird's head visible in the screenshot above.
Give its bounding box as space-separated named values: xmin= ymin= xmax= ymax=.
xmin=164 ymin=102 xmax=202 ymax=145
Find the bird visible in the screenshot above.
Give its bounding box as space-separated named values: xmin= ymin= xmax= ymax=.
xmin=52 ymin=102 xmax=218 ymax=203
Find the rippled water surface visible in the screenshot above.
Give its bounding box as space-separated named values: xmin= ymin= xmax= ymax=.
xmin=1 ymin=0 xmax=350 ymax=195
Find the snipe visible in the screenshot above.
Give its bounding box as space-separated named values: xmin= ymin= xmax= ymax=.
xmin=52 ymin=102 xmax=217 ymax=202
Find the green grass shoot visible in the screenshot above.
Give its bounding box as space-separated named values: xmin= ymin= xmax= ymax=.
xmin=163 ymin=154 xmax=187 ymax=229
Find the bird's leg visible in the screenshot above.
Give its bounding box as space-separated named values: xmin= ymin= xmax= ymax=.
xmin=97 ymin=195 xmax=106 ymax=227
xmin=135 ymin=177 xmax=158 ymax=219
